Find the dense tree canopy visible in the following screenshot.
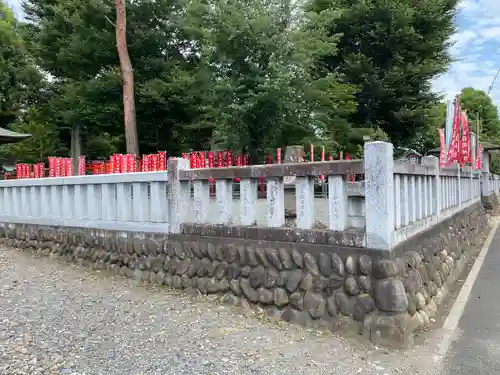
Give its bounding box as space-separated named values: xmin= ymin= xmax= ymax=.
xmin=22 ymin=0 xmax=213 ymax=157
xmin=460 ymin=87 xmax=500 ymax=141
xmin=0 ymin=0 xmax=42 ymax=129
xmin=187 ymin=0 xmax=357 ymax=162
xmin=308 ymin=0 xmax=458 ymax=146
xmin=458 ymin=87 xmax=500 ymax=173
xmin=0 ymin=0 xmax=490 ymax=165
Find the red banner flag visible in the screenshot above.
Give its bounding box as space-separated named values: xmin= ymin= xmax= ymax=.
xmin=65 ymin=158 xmax=73 ymax=176
xmin=226 ymin=151 xmax=233 ymax=167
xmin=476 ymin=143 xmax=483 ymax=170
xmin=216 ymin=151 xmax=223 ymax=167
xmin=447 ymin=97 xmax=462 ymax=165
xmin=199 ymin=151 xmax=206 ymax=169
xmin=78 ymin=156 xmax=86 ymax=175
xmin=207 ymin=152 xmax=215 ymax=168
xmin=460 ymin=111 xmax=471 ymax=164
xmin=158 ymin=151 xmax=167 ymax=171
xmin=189 ymin=153 xmax=196 ymax=169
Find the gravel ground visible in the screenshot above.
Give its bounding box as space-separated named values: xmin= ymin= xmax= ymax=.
xmin=0 ymin=247 xmax=443 ymax=375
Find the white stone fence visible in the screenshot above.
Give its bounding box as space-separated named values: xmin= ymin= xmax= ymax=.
xmin=0 ymin=141 xmax=493 ymax=251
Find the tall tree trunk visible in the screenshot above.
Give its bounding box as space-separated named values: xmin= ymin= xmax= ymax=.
xmin=115 ymin=0 xmax=139 ymax=156
xmin=71 ymin=123 xmax=81 ymax=175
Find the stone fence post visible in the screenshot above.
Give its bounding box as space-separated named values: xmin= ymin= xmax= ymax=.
xmin=482 ymin=172 xmax=491 ymax=197
xmin=167 ymin=157 xmax=190 ymax=233
xmin=422 ymin=155 xmax=440 ymax=221
xmin=364 ymin=141 xmax=394 ymax=250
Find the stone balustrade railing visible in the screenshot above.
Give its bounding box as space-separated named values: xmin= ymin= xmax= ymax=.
xmin=177 ymin=158 xmax=362 ymax=230
xmin=390 ymin=157 xmax=482 ymax=247
xmin=0 ymin=141 xmax=494 ymax=251
xmin=0 ymin=172 xmax=170 ymax=233
xmin=174 ymin=142 xmax=488 ymax=250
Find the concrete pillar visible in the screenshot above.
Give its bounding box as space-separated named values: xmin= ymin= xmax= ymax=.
xmin=116 ymin=183 xmax=132 ymax=221
xmin=328 ymin=175 xmax=347 ymax=231
xmin=416 ymin=176 xmax=423 ymax=220
xmin=421 ymin=176 xmax=427 ymax=218
xmin=132 ymin=183 xmax=148 ymax=221
xmin=267 ymin=178 xmax=285 ymax=227
xmin=422 ymin=156 xmax=440 ymax=220
xmin=482 ymin=150 xmax=490 ymax=173
xmin=409 ymin=175 xmax=416 ymax=223
xmin=11 ymin=187 xmax=18 ymax=218
xmin=462 ymin=166 xmax=471 ymax=203
xmin=30 ymin=186 xmax=39 ymax=217
xmin=482 ymin=172 xmax=490 ymax=197
xmin=240 ymin=179 xmax=257 ymax=226
xmin=150 ymin=181 xmax=168 ymax=223
xmin=167 ymin=158 xmax=190 ymax=233
xmin=20 ymin=187 xmax=29 ymax=217
xmin=216 ymin=180 xmax=233 ymax=225
xmin=193 ymin=180 xmax=209 ymax=224
xmin=401 ymin=175 xmax=409 ymax=226
xmin=100 ymin=184 xmax=112 ymax=220
xmin=296 ymin=177 xmax=315 ymax=229
xmin=62 ymin=185 xmax=72 ymax=219
xmin=51 ymin=186 xmax=60 ymax=218
xmin=41 ymin=186 xmax=50 ymax=217
xmin=364 ymin=141 xmax=394 ymax=250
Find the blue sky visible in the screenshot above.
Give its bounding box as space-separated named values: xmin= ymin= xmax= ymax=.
xmin=5 ymin=0 xmax=20 ymax=17
xmin=5 ymin=0 xmax=500 ymax=108
xmin=433 ymin=0 xmax=500 ymax=108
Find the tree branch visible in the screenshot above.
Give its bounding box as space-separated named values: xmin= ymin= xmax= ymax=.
xmin=104 ymin=15 xmax=115 ymax=27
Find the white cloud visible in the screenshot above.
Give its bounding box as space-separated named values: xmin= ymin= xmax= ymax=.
xmin=433 ymin=0 xmax=500 ymax=110
xmin=478 ymin=26 xmax=500 ymax=38
xmin=450 ymin=30 xmax=477 ymax=53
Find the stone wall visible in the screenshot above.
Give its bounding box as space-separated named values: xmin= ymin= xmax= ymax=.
xmin=0 ymin=201 xmax=490 ymax=348
xmin=371 ymin=202 xmax=490 ymax=346
xmin=482 ymin=192 xmax=500 ymax=215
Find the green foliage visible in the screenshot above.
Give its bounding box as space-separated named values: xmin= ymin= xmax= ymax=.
xmin=22 ymin=0 xmax=212 ymax=157
xmin=308 ymin=0 xmax=458 ymax=146
xmin=85 ymin=133 xmax=120 ymax=160
xmin=187 ymin=0 xmax=356 ymax=162
xmin=408 ymin=102 xmax=446 ymax=154
xmin=459 ymin=87 xmax=500 ymax=141
xmin=457 ymin=87 xmax=500 ymax=174
xmin=0 ymin=0 xmax=463 ymax=163
xmin=0 ymin=0 xmax=42 ymax=128
xmin=0 ymin=107 xmax=56 ymax=163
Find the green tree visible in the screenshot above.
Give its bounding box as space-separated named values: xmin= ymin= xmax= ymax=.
xmin=22 ymin=0 xmax=213 ymax=157
xmin=308 ymin=0 xmax=458 ymax=146
xmin=0 ymin=107 xmax=57 ymax=163
xmin=189 ymin=0 xmax=356 ymax=162
xmin=409 ymin=102 xmax=446 ymax=154
xmin=0 ymin=1 xmax=42 ymax=128
xmin=457 ymin=87 xmax=500 ymax=173
xmin=459 ymin=87 xmax=500 ymax=141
